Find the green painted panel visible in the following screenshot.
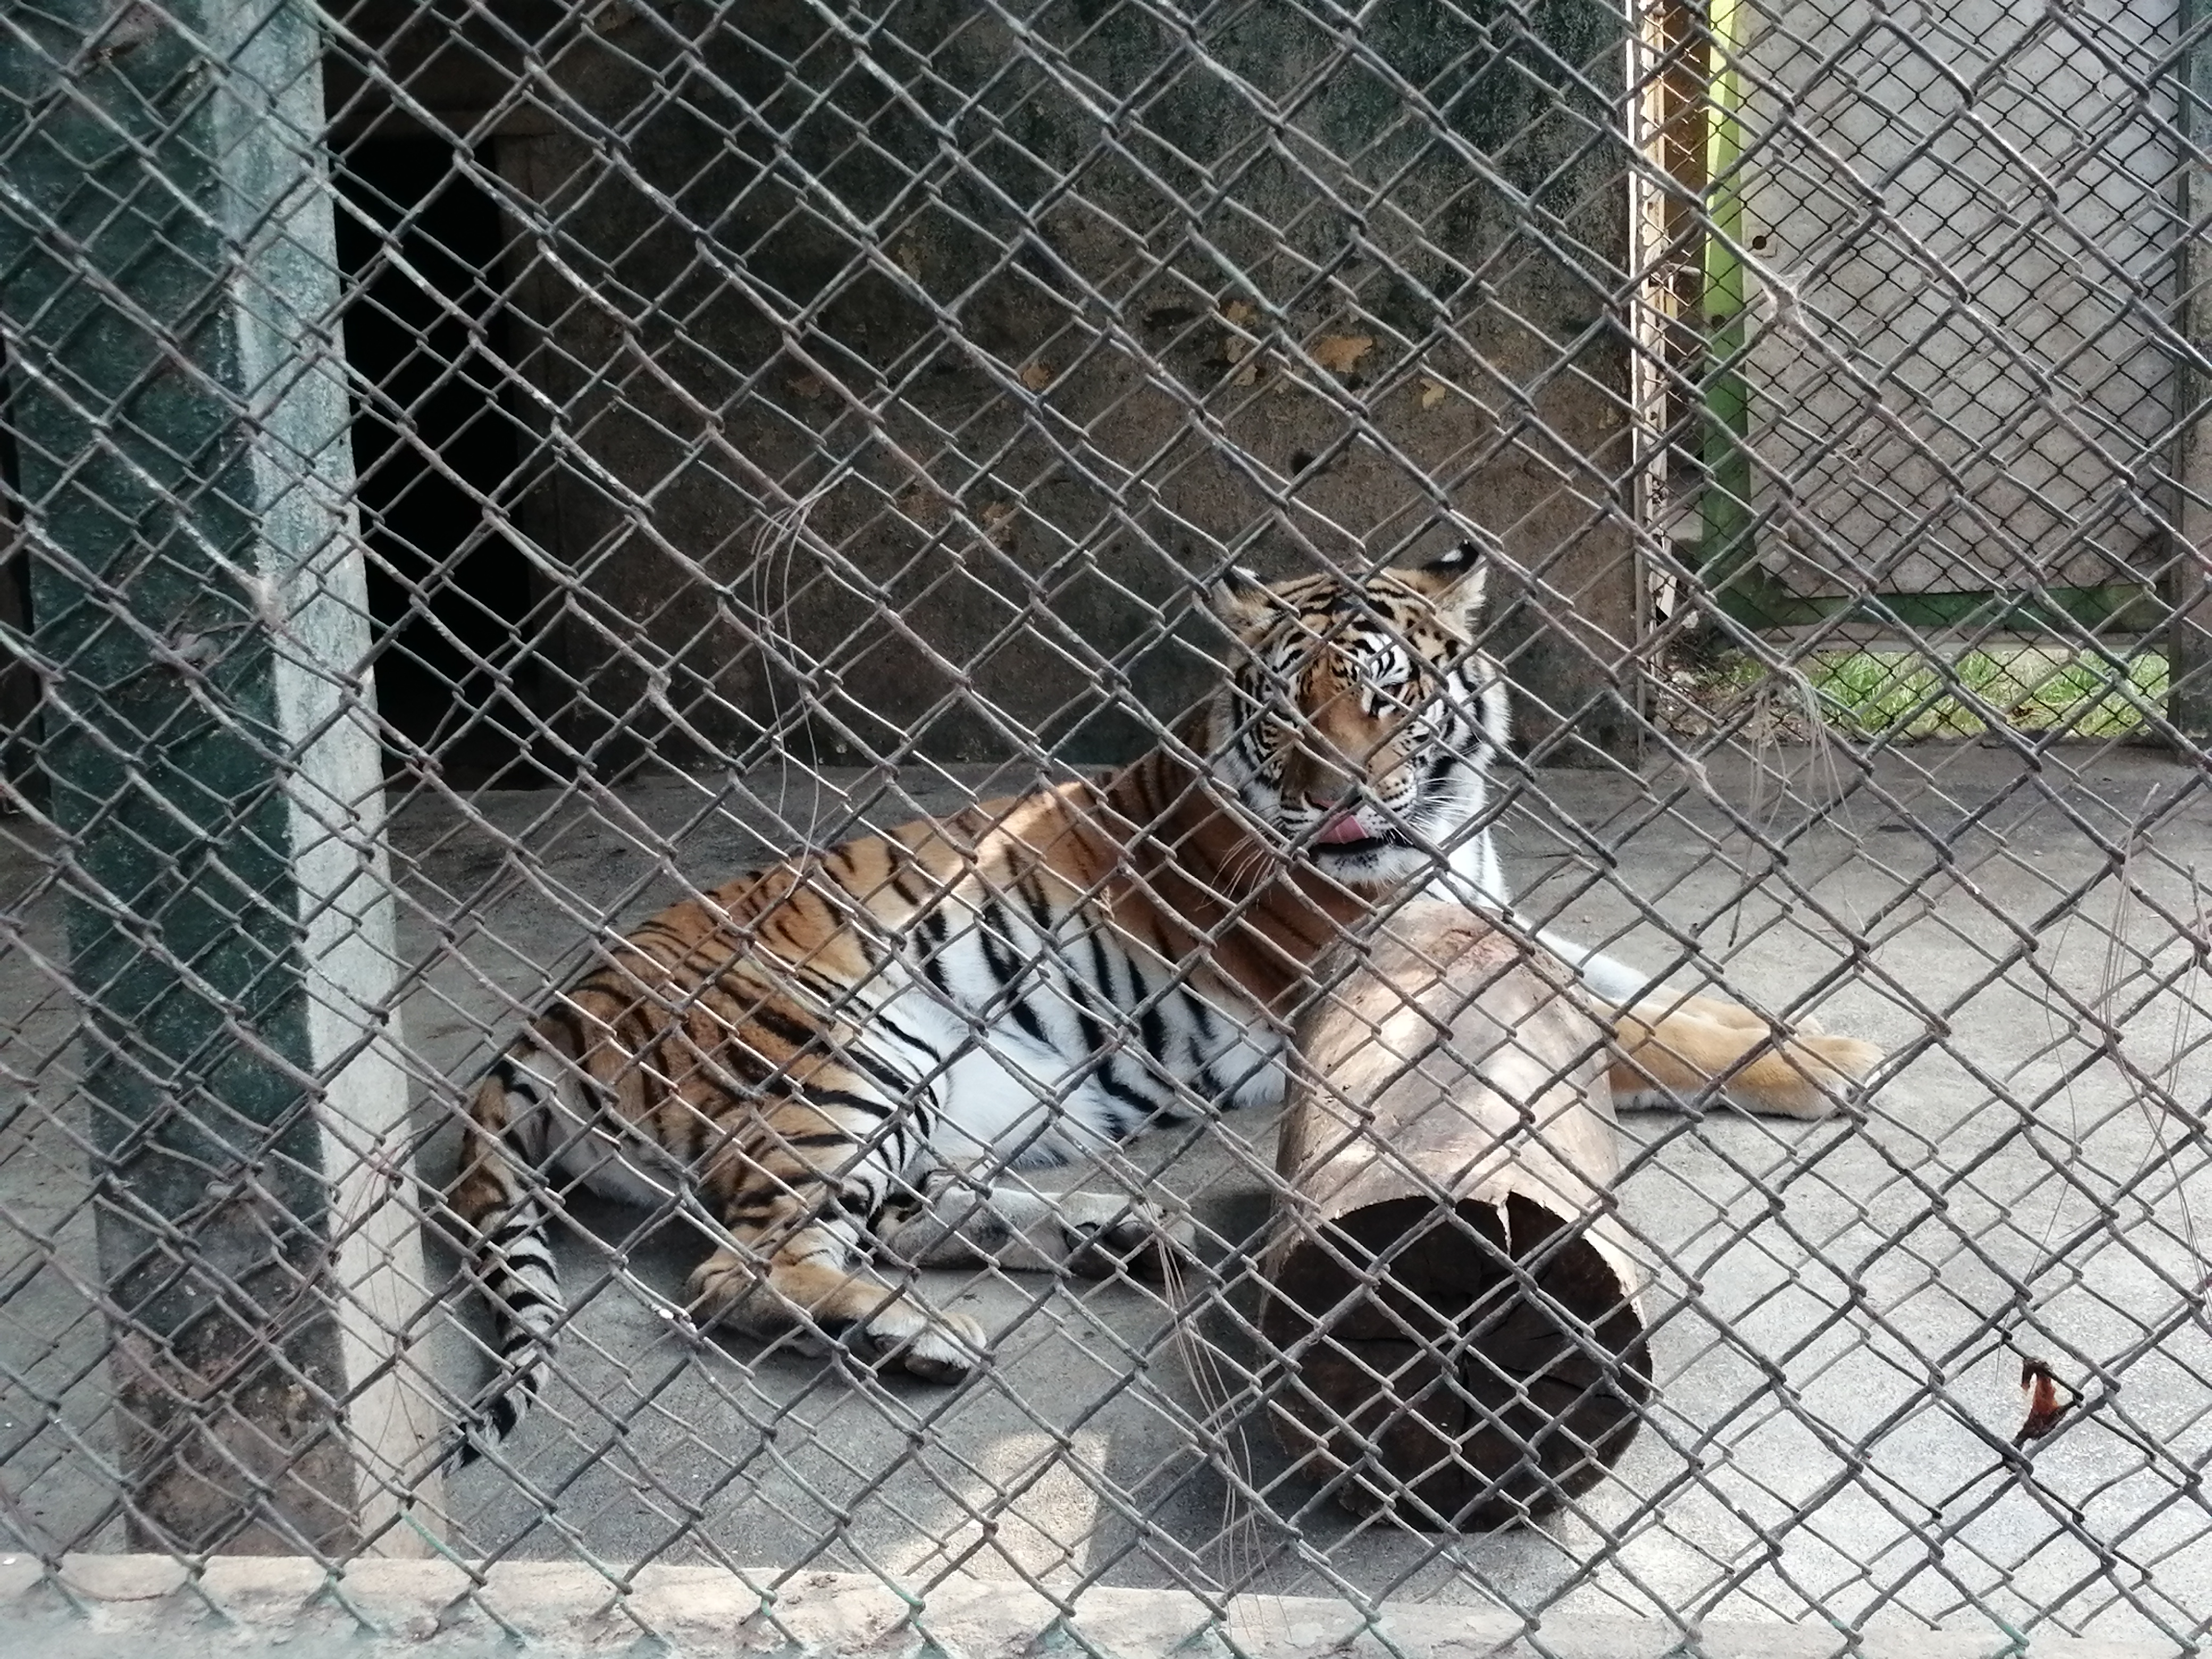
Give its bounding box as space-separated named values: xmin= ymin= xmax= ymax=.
xmin=0 ymin=0 xmax=416 ymax=1552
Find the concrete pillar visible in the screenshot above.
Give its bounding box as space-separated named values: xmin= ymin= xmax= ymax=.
xmin=0 ymin=1 xmax=442 ymax=1552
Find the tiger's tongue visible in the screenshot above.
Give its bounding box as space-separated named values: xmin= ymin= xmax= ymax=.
xmin=1316 ymin=809 xmax=1370 ymax=844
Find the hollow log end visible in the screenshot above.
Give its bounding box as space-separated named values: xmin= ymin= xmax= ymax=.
xmin=1261 ymin=1192 xmax=1650 ymax=1531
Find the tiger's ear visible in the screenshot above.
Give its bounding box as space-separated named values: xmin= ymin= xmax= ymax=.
xmin=1409 ymin=542 xmax=1488 ymax=627
xmin=1208 ymin=564 xmax=1272 ymax=632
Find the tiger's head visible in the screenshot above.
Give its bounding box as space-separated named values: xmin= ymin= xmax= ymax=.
xmin=1204 ymin=546 xmax=1509 ymax=887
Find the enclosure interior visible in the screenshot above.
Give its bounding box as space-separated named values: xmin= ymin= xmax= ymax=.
xmin=1 ymin=0 xmax=2209 ymax=1647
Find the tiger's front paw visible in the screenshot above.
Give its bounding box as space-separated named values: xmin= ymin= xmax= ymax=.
xmin=1055 ymin=1193 xmax=1195 ymax=1284
xmin=1808 ymin=1032 xmax=1882 ymax=1080
xmin=1765 ymin=1032 xmax=1886 ymax=1119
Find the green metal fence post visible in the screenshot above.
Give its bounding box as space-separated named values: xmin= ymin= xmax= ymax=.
xmin=1697 ymin=0 xmax=1768 ymax=628
xmin=0 ymin=1 xmax=441 ymax=1552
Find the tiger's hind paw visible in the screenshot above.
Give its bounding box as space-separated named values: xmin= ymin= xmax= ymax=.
xmin=1056 ymin=1193 xmax=1196 ymax=1284
xmin=686 ymin=1249 xmax=988 ymax=1384
xmin=878 ymin=1181 xmax=1194 ymax=1282
xmin=845 ymin=1298 xmax=988 ymax=1385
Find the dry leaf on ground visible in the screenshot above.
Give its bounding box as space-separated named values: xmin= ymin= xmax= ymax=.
xmin=1312 ymin=334 xmax=1374 ymax=375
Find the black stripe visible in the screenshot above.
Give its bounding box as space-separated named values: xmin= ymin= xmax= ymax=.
xmin=754 ymin=1004 xmax=822 ymax=1053
xmin=1014 ymin=870 xmax=1059 ymax=937
xmin=500 ymin=1044 xmax=565 ymax=1097
xmin=1001 ymin=988 xmax=1052 ymax=1052
xmin=810 ymin=1034 xmax=910 ymax=1105
xmin=976 ymin=895 xmax=1051 ymax=1048
xmin=872 ymin=1007 xmax=945 ymax=1065
xmin=722 ymin=1191 xmax=793 ymax=1219
xmin=1061 ymin=964 xmax=1154 ymax=1129
xmin=826 ymin=1186 xmax=876 ymax=1220
xmin=798 ymin=1083 xmax=896 ymax=1120
xmin=1127 ymin=956 xmax=1170 ymax=1071
xmin=774 ymin=960 xmax=866 ymax=1025
xmin=1082 ymin=925 xmax=1130 ymax=1020
xmin=752 ymin=1007 xmax=919 ymax=1117
xmin=914 ymin=907 xmax=954 ymax=996
xmin=538 ymin=1004 xmax=593 ymax=1062
xmin=1180 ymin=983 xmax=1218 ymax=1044
xmin=781 ymin=962 xmax=849 ymax=1006
xmin=775 ymin=1130 xmax=859 ymax=1152
xmin=1423 ymin=748 xmax=1458 ymax=799
xmin=975 ymin=894 xmax=1022 ymax=981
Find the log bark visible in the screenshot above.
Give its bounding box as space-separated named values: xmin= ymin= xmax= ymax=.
xmin=1262 ymin=901 xmax=1650 ymax=1530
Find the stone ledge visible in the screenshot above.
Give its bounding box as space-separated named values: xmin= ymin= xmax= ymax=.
xmin=0 ymin=1554 xmax=2182 ymax=1659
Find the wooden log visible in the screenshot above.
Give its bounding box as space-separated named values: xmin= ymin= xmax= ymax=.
xmin=1261 ymin=900 xmax=1650 ymax=1530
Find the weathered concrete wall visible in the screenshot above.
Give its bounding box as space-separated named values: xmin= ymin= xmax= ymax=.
xmin=1737 ymin=0 xmax=2177 ymax=599
xmin=440 ymin=0 xmax=1640 ymax=768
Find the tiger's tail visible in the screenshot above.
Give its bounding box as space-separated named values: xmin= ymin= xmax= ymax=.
xmin=446 ymin=1037 xmax=571 ymax=1465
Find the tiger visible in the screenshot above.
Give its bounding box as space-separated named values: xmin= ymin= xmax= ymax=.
xmin=445 ymin=547 xmax=1883 ymax=1460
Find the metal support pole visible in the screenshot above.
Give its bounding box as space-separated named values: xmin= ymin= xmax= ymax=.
xmin=0 ymin=1 xmax=441 ymax=1553
xmin=2172 ymin=0 xmax=2212 ymax=747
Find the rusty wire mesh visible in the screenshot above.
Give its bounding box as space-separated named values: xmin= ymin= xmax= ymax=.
xmin=3 ymin=0 xmax=2211 ymax=1652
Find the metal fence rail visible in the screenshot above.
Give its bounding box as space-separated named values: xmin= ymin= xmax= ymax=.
xmin=2 ymin=0 xmax=2210 ymax=1652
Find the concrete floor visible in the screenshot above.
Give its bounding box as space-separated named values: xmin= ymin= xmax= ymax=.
xmin=4 ymin=740 xmax=2210 ymax=1649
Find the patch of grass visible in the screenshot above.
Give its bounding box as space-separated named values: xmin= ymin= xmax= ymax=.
xmin=1660 ymin=644 xmax=2166 ymax=742
xmin=1804 ymin=646 xmax=2165 ymax=740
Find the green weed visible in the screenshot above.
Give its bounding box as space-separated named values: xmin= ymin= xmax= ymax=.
xmin=1661 ymin=645 xmax=2166 ymax=741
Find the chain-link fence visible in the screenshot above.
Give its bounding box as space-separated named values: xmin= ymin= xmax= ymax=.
xmin=3 ymin=0 xmax=2210 ymax=1651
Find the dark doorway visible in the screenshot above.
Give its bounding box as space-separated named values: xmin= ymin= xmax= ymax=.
xmin=333 ymin=140 xmax=557 ymax=787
